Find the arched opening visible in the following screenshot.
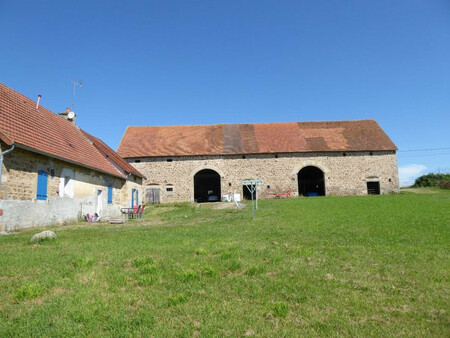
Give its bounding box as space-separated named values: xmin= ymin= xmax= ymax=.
xmin=297 ymin=166 xmax=325 ymax=197
xmin=194 ymin=169 xmax=221 ymax=203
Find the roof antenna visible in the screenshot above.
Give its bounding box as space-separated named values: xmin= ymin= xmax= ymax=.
xmin=69 ymin=79 xmax=83 ymax=111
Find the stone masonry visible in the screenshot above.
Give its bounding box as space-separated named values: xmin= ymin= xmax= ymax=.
xmin=128 ymin=150 xmax=399 ymax=203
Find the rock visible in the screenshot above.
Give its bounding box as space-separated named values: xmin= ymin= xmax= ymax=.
xmin=30 ymin=230 xmax=57 ymax=242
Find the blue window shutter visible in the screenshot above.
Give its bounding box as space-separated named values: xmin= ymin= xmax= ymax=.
xmin=36 ymin=170 xmax=48 ymax=200
xmin=131 ymin=189 xmax=135 ymax=207
xmin=136 ymin=190 xmax=139 ymax=205
xmin=107 ymin=186 xmax=113 ymax=204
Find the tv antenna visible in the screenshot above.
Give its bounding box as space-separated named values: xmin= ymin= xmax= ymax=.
xmin=69 ymin=79 xmax=83 ymax=111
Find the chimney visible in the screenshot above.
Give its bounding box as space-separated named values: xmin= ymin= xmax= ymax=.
xmin=58 ymin=107 xmax=77 ymax=124
xmin=36 ymin=94 xmax=42 ymax=109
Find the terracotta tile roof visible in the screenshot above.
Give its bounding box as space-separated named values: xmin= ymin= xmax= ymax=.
xmin=117 ymin=120 xmax=397 ymax=158
xmin=81 ymin=130 xmax=145 ymax=179
xmin=0 ymin=82 xmax=125 ymax=178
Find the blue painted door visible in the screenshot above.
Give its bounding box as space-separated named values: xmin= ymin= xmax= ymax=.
xmin=36 ymin=170 xmax=48 ymax=200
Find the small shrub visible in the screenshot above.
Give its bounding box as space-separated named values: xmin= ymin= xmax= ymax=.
xmin=133 ymin=257 xmax=154 ymax=268
xmin=271 ymin=302 xmax=289 ymax=318
xmin=168 ymin=293 xmax=188 ymax=306
xmin=438 ymin=180 xmax=450 ymax=189
xmin=14 ymin=283 xmax=44 ymax=301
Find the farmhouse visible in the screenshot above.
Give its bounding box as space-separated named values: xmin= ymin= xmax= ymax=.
xmin=117 ymin=120 xmax=399 ymax=203
xmin=0 ymin=83 xmax=145 ymax=230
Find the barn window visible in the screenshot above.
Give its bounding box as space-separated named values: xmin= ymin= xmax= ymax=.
xmin=135 ymin=159 xmax=141 ymax=163
xmin=167 ymin=159 xmax=173 ymax=162
xmin=194 ymin=169 xmax=221 ymax=203
xmin=166 ymin=187 xmax=173 ymax=192
xmin=298 ymin=166 xmax=325 ymax=197
xmin=367 ymin=181 xmax=380 ymax=195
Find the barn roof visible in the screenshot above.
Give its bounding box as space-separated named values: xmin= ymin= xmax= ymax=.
xmin=117 ymin=120 xmax=397 ymax=158
xmin=0 ymin=82 xmax=132 ymax=179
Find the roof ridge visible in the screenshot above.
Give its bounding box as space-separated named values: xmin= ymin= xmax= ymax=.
xmin=125 ymin=119 xmax=377 ymax=129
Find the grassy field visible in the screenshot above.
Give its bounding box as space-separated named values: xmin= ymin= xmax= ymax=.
xmin=0 ymin=189 xmax=449 ymax=336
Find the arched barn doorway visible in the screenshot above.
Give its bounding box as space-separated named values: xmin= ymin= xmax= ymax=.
xmin=298 ymin=166 xmax=325 ymax=197
xmin=194 ymin=169 xmax=221 ymax=203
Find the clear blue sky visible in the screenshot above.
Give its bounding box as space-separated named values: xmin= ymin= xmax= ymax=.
xmin=1 ymin=0 xmax=449 ymax=185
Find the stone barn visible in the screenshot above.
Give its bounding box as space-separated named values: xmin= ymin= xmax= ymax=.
xmin=117 ymin=120 xmax=399 ymax=203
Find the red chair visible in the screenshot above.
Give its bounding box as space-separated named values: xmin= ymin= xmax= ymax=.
xmin=138 ymin=205 xmax=145 ymax=219
xmin=131 ymin=205 xmax=140 ymax=219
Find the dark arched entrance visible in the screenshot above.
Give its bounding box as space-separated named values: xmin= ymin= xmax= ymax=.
xmin=298 ymin=166 xmax=325 ymax=197
xmin=194 ymin=169 xmax=221 ymax=202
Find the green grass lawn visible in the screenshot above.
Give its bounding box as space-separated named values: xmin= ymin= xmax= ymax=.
xmin=1 ymin=190 xmax=449 ymax=336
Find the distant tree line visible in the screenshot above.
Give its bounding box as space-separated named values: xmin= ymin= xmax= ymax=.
xmin=413 ymin=173 xmax=450 ymax=189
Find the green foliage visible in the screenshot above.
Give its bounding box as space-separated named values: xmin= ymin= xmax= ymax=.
xmin=247 ymin=265 xmax=264 ymax=276
xmin=271 ymin=302 xmax=289 ymax=318
xmin=413 ymin=172 xmax=450 ymax=187
xmin=14 ymin=283 xmax=44 ymax=301
xmin=168 ymin=293 xmax=189 ymax=306
xmin=72 ymin=257 xmax=94 ymax=268
xmin=133 ymin=257 xmax=154 ymax=267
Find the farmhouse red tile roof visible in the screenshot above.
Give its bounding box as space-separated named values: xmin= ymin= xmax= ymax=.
xmin=0 ymin=82 xmax=126 ymax=178
xmin=81 ymin=130 xmax=145 ymax=179
xmin=117 ymin=120 xmax=397 ymax=158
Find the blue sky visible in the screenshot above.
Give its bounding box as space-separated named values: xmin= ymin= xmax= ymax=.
xmin=1 ymin=1 xmax=449 ymax=185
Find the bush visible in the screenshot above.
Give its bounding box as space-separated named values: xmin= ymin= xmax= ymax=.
xmin=438 ymin=180 xmax=450 ymax=189
xmin=413 ymin=173 xmax=450 ymax=188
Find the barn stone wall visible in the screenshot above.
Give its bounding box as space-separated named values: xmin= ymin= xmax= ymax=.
xmin=128 ymin=151 xmax=399 ymax=203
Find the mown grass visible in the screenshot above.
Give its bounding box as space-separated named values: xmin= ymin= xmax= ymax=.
xmin=0 ymin=189 xmax=449 ymax=336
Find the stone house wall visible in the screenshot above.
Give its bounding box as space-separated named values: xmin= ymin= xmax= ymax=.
xmin=128 ymin=151 xmax=399 ymax=203
xmin=0 ymin=143 xmax=144 ymax=230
